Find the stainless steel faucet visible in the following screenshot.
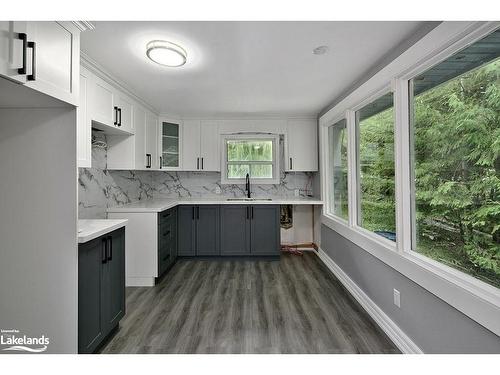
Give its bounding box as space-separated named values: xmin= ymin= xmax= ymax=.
xmin=245 ymin=173 xmax=251 ymax=198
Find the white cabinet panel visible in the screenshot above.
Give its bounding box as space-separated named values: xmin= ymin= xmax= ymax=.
xmin=77 ymin=69 xmax=91 ymax=168
xmin=285 ymin=119 xmax=318 ymax=172
xmin=182 ymin=120 xmax=201 ymax=170
xmin=0 ymin=21 xmax=28 ymax=84
xmin=200 ymin=120 xmax=220 ymax=171
xmin=25 ymin=21 xmax=79 ymax=105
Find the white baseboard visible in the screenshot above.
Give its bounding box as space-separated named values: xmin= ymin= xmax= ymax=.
xmin=316 ymin=248 xmax=423 ymax=354
xmin=126 ymin=277 xmax=155 ymax=287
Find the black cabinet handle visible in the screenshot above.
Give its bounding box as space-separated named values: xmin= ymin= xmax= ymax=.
xmin=17 ymin=33 xmax=27 ymax=75
xmin=117 ymin=108 xmax=122 ymax=127
xmin=196 ymin=157 xmax=199 ymax=170
xmin=101 ymin=238 xmax=107 ymax=264
xmin=27 ymin=41 xmax=36 ymax=81
xmin=107 ymin=236 xmax=112 ymax=261
xmin=146 ymin=153 xmax=151 ymax=168
xmin=159 ymin=156 xmax=162 ymax=169
xmin=192 ymin=206 xmax=195 ymax=220
xmin=197 ymin=206 xmax=200 ymax=220
xmin=289 ymin=157 xmax=293 ymax=170
xmin=251 ymin=206 xmax=254 ymax=219
xmin=246 ymin=206 xmax=249 ymax=219
xmin=113 ymin=106 xmax=118 ymax=125
xmin=201 ymin=157 xmax=204 ymax=170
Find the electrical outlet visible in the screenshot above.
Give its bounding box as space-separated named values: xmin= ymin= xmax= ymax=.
xmin=393 ymin=289 xmax=401 ymax=308
xmin=294 ymin=189 xmax=300 ymax=197
xmin=215 ymin=186 xmax=221 ymax=195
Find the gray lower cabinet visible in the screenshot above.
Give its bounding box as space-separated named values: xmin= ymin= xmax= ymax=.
xmin=196 ymin=205 xmax=220 ymax=255
xmin=178 ymin=205 xmax=196 ymax=256
xmin=178 ymin=205 xmax=220 ymax=256
xmin=158 ymin=207 xmax=177 ymax=277
xmin=78 ymin=227 xmax=125 ymax=354
xmin=250 ymin=205 xmax=281 ymax=256
xmin=220 ymin=205 xmax=251 ymax=255
xmin=220 ymin=204 xmax=280 ymax=256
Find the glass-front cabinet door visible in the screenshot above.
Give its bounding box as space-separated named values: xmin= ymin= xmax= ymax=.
xmin=160 ymin=121 xmax=180 ymax=169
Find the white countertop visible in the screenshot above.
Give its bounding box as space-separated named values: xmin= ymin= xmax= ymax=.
xmin=106 ymin=197 xmax=323 ymax=213
xmin=78 ymin=219 xmax=128 ymax=243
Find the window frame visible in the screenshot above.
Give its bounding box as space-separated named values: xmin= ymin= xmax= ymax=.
xmin=319 ymin=21 xmax=500 ymax=337
xmin=220 ymin=134 xmax=280 ymax=185
xmin=353 ymin=88 xmax=397 ymax=246
xmin=326 ymin=118 xmax=350 ymax=223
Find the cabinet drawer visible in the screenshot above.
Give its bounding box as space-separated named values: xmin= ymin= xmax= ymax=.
xmin=158 ymin=246 xmax=172 ymax=275
xmin=159 ymin=223 xmax=174 ymax=249
xmin=158 ymin=207 xmax=176 ymax=226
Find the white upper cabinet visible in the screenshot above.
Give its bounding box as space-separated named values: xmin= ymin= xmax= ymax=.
xmin=0 ymin=21 xmax=80 ymax=105
xmin=145 ymin=112 xmax=159 ymax=169
xmin=134 ymin=106 xmax=147 ymax=169
xmin=182 ymin=120 xmax=220 ymax=171
xmin=91 ymin=76 xmax=115 ymax=126
xmin=115 ymin=94 xmax=134 ymax=134
xmin=24 ymin=22 xmax=80 ymax=105
xmin=285 ymin=119 xmax=318 ymax=172
xmin=0 ymin=21 xmax=29 ymax=84
xmin=182 ymin=120 xmax=201 ymax=170
xmin=77 ymin=67 xmax=91 ymax=168
xmin=87 ymin=74 xmax=134 ymax=135
xmin=159 ymin=119 xmax=181 ymax=169
xmin=200 ymin=120 xmax=220 ymax=171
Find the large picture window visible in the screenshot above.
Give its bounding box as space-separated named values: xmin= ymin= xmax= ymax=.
xmin=410 ymin=30 xmax=500 ymax=288
xmin=328 ymin=119 xmax=349 ymax=221
xmin=221 ymin=135 xmax=279 ymax=184
xmin=356 ymin=92 xmax=396 ymax=241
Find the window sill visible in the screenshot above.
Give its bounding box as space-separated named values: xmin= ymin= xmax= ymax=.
xmin=321 ymin=213 xmax=500 ymax=336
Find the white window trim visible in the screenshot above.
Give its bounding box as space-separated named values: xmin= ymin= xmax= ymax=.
xmin=220 ymin=134 xmax=280 ymax=185
xmin=325 ymin=118 xmax=349 ymax=222
xmin=319 ymin=21 xmax=500 ymax=336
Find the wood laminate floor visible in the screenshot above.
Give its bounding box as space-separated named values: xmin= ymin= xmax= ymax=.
xmin=100 ymin=252 xmax=399 ymax=354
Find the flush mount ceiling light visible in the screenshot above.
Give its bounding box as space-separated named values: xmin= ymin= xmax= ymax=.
xmin=146 ymin=40 xmax=187 ymax=67
xmin=312 ymin=45 xmax=329 ymax=55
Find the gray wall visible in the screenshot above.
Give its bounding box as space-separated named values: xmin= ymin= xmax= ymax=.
xmin=0 ymin=108 xmax=77 ymax=353
xmin=321 ymin=225 xmax=500 ymax=354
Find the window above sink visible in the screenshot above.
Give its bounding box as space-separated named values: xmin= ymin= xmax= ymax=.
xmin=221 ymin=134 xmax=280 ymax=185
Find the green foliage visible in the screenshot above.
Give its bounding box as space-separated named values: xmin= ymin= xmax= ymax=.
xmin=227 ymin=140 xmax=274 ymax=179
xmin=358 ymin=103 xmax=396 ymax=233
xmin=413 ymin=58 xmax=500 ymax=287
xmin=357 ymin=58 xmax=500 ymax=287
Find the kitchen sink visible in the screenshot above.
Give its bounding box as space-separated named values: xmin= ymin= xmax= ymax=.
xmin=226 ymin=198 xmax=272 ymax=201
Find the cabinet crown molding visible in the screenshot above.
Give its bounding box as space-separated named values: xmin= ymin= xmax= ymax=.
xmin=81 ymin=52 xmax=159 ymax=115
xmin=72 ymin=21 xmax=95 ymax=32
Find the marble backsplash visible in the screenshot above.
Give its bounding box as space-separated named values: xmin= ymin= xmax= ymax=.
xmin=78 ymin=132 xmax=315 ymax=219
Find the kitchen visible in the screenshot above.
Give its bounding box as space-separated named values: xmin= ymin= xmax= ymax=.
xmin=1 ymin=7 xmax=499 ymax=366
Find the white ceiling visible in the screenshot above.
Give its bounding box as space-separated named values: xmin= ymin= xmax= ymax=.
xmin=81 ymin=21 xmax=427 ymax=117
